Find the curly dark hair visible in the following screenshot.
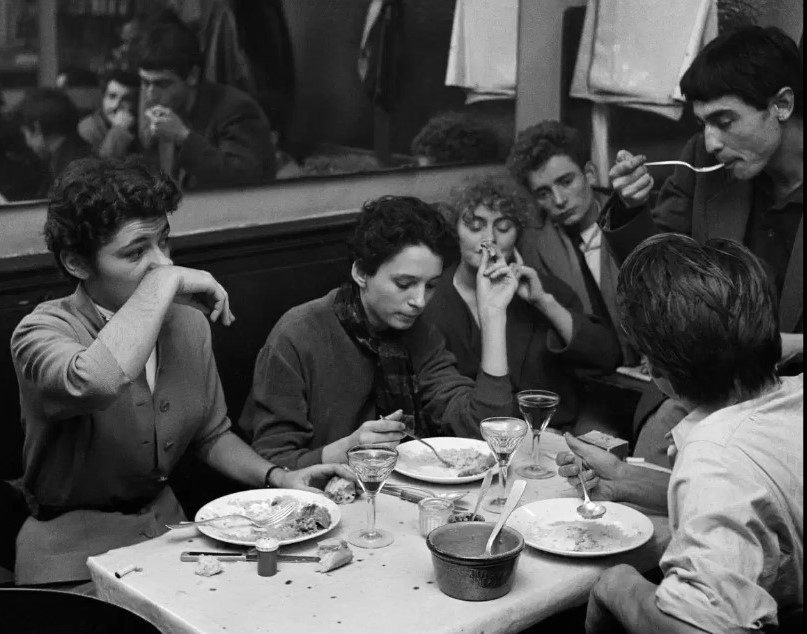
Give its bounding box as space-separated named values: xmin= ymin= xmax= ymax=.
xmin=15 ymin=88 xmax=80 ymax=137
xmin=45 ymin=156 xmax=181 ymax=280
xmin=506 ymin=121 xmax=588 ymax=189
xmin=617 ymin=234 xmax=780 ymax=406
xmin=444 ymin=175 xmax=533 ymax=237
xmin=410 ymin=112 xmax=500 ymax=164
xmin=350 ymin=196 xmax=457 ymax=275
xmin=681 ymin=25 xmax=802 ymax=117
xmin=134 ymin=16 xmax=202 ymax=79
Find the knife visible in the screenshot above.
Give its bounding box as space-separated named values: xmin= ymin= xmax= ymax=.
xmin=180 ymin=551 xmax=319 ymax=563
xmin=381 ymin=485 xmax=470 ymax=510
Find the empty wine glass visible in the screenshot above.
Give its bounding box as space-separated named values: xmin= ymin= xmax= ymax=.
xmin=480 ymin=417 xmax=528 ymax=513
xmin=346 ymin=445 xmax=398 ymax=548
xmin=515 ymin=390 xmax=560 ymax=479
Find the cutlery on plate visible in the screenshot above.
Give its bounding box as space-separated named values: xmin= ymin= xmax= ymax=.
xmin=643 ymin=160 xmax=724 ymax=173
xmin=575 ymin=459 xmax=606 ymax=520
xmin=180 ymin=551 xmax=319 ymax=563
xmin=402 ymin=430 xmax=455 ymax=468
xmin=165 ymin=502 xmax=295 ymax=530
xmin=484 ymin=479 xmax=526 ymax=556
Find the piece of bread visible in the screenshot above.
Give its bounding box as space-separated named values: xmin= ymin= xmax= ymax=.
xmin=194 ymin=554 xmax=223 ymax=577
xmin=324 ymin=476 xmax=357 ymax=504
xmin=316 ymin=538 xmax=353 ymax=572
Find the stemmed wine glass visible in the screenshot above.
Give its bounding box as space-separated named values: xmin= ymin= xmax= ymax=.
xmin=480 ymin=417 xmax=528 ymax=513
xmin=346 ymin=445 xmax=398 ymax=548
xmin=515 ymin=390 xmax=560 ymax=479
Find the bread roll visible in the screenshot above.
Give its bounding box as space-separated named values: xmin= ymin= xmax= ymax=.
xmin=324 ymin=476 xmax=357 ymax=504
xmin=316 ymin=538 xmax=353 ymax=572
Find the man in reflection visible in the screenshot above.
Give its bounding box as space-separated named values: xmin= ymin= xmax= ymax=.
xmin=557 ymin=235 xmax=802 ymax=633
xmin=10 ymin=157 xmax=351 ymax=587
xmin=507 ymin=120 xmax=637 ymax=367
xmin=410 ymin=111 xmax=500 ymax=167
xmin=0 ymin=81 xmax=41 ymax=201
xmin=14 ymin=88 xmax=90 ymax=197
xmin=134 ymin=17 xmax=276 ymax=189
xmin=78 ymin=68 xmax=140 ymax=159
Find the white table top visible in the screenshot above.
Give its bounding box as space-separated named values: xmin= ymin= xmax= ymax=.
xmin=87 ymin=432 xmax=670 ymax=634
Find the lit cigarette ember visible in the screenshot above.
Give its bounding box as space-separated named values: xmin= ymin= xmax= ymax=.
xmin=479 ymin=241 xmax=497 ymax=260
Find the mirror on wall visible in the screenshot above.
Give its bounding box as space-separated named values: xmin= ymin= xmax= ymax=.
xmin=0 ymin=0 xmax=516 ymax=204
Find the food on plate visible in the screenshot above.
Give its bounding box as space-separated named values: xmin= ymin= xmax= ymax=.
xmin=194 ymin=554 xmax=223 ymax=576
xmin=528 ymin=520 xmax=641 ymax=553
xmin=407 ymin=446 xmax=495 ymax=476
xmin=324 ymin=476 xmax=357 ymax=504
xmin=203 ymin=496 xmax=333 ymax=543
xmin=316 ymin=538 xmax=353 ymax=572
xmin=448 ymin=511 xmax=486 ymax=523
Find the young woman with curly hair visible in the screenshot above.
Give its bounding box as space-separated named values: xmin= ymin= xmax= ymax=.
xmin=422 ymin=175 xmax=620 ymax=432
xmin=240 ymin=195 xmax=519 ymax=468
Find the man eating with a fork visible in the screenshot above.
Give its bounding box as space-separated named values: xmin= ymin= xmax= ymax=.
xmin=10 ymin=157 xmax=352 ymax=589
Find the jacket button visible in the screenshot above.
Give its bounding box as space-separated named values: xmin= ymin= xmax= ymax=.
xmin=159 ymin=401 xmax=170 ymax=413
xmin=157 ymin=475 xmax=169 ymax=483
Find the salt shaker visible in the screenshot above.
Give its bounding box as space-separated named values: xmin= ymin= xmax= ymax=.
xmin=255 ymin=537 xmax=279 ymax=577
xmin=418 ymin=497 xmax=453 ymax=537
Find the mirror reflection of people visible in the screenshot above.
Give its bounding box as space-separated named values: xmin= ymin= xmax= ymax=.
xmin=10 ymin=157 xmax=353 ymax=587
xmin=603 ymin=26 xmax=803 ymax=467
xmin=423 ymin=176 xmax=620 ymax=434
xmin=507 ymin=121 xmax=638 ymax=366
xmin=556 ymin=235 xmax=803 ymax=633
xmin=14 ymin=88 xmax=90 ymax=197
xmin=134 ymin=17 xmax=276 ymax=188
xmin=240 ymin=196 xmax=518 ymax=468
xmin=410 ymin=111 xmax=500 ymax=167
xmin=0 ymin=81 xmax=41 ymax=201
xmin=78 ymin=69 xmax=140 ymax=159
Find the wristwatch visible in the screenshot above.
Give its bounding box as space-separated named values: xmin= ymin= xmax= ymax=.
xmin=264 ymin=465 xmax=289 ymax=488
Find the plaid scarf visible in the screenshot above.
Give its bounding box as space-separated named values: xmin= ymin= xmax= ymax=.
xmin=333 ymin=282 xmax=437 ymax=437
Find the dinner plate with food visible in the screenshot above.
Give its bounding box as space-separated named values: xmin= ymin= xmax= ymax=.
xmin=394 ymin=437 xmax=496 ymax=484
xmin=193 ymin=489 xmax=340 ymax=547
xmin=506 ymin=498 xmax=654 ymax=557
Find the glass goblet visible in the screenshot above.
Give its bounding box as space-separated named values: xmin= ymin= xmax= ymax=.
xmin=480 ymin=417 xmax=528 ymax=513
xmin=514 ymin=390 xmax=560 ymax=479
xmin=346 ymin=445 xmax=398 ymax=548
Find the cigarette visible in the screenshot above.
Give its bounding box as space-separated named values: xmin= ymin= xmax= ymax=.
xmin=625 ymin=457 xmax=646 ymax=464
xmin=114 ymin=564 xmax=142 ymax=579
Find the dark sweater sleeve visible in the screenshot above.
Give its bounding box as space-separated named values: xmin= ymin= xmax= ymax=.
xmin=414 ymin=323 xmax=513 ymax=439
xmin=177 ymin=99 xmax=274 ymax=187
xmin=238 ymin=324 xmax=324 ymax=470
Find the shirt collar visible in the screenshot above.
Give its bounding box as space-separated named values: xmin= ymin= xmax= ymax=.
xmin=579 ymin=221 xmax=601 ymax=251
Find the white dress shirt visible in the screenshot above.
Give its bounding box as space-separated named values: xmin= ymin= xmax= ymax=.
xmin=577 ymin=221 xmax=602 ymax=286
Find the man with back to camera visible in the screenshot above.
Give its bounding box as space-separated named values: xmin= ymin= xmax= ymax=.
xmin=558 ymin=234 xmax=802 ymax=633
xmin=10 ymin=156 xmax=352 ymax=586
xmin=134 ymin=16 xmax=276 ymax=189
xmin=506 ymin=120 xmax=637 ymax=367
xmin=602 ymin=26 xmax=803 ymax=465
xmin=78 ymin=68 xmax=140 ymax=159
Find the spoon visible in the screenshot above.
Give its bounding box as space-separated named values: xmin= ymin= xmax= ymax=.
xmin=472 ymin=469 xmax=495 ymax=518
xmin=576 ymin=459 xmax=606 ymax=520
xmin=644 ymin=160 xmax=724 ymax=173
xmin=484 ymin=479 xmax=527 ymax=556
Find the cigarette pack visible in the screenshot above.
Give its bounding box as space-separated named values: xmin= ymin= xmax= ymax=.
xmin=576 ymin=430 xmax=629 ymax=460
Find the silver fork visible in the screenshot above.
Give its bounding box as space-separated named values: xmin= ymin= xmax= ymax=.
xmin=165 ymin=501 xmax=295 ymax=530
xmin=403 ymin=431 xmax=455 ymax=468
xmin=644 ymin=160 xmax=724 ymax=173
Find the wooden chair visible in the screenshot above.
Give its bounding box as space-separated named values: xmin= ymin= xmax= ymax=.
xmin=0 ymin=588 xmax=160 ymax=633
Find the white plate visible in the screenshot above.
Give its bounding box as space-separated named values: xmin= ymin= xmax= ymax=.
xmin=507 ymin=498 xmax=654 ymax=557
xmin=394 ymin=437 xmax=495 ymax=484
xmin=194 ymin=489 xmax=340 ymax=547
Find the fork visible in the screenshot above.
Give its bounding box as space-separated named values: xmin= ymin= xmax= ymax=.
xmin=644 ymin=160 xmax=724 ymax=173
xmin=403 ymin=431 xmax=455 ymax=468
xmin=165 ymin=502 xmax=295 ymax=530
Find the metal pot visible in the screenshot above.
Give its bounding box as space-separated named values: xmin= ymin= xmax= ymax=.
xmin=426 ymin=521 xmax=524 ymax=601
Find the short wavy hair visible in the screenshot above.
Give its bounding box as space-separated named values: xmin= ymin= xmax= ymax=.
xmin=410 ymin=112 xmax=500 ymax=164
xmin=444 ymin=175 xmax=532 ymax=237
xmin=135 ymin=17 xmax=202 ymax=79
xmin=350 ymin=196 xmax=457 ymax=276
xmin=45 ymin=156 xmax=181 ymax=280
xmin=506 ymin=121 xmax=588 ymax=189
xmin=617 ymin=234 xmax=780 ymax=406
xmin=681 ymin=26 xmax=802 ymax=117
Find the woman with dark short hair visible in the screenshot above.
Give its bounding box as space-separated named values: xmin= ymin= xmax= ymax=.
xmin=423 ymin=175 xmax=620 ymax=432
xmin=240 ymin=195 xmax=519 ymax=468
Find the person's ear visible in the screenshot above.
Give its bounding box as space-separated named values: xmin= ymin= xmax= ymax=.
xmin=771 ymin=87 xmax=795 ymax=122
xmin=186 ymin=66 xmax=200 ymax=87
xmin=60 ymin=250 xmax=92 ymax=280
xmin=583 ymin=160 xmax=598 ymax=187
xmin=351 ymin=262 xmax=368 ymax=288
